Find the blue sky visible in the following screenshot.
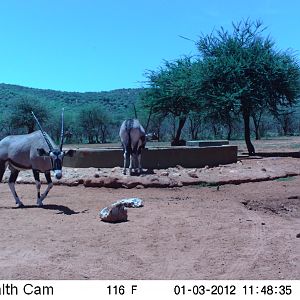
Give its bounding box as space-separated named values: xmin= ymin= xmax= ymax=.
xmin=0 ymin=0 xmax=299 ymax=92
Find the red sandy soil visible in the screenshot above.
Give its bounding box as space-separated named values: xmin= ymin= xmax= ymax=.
xmin=0 ymin=156 xmax=299 ymax=280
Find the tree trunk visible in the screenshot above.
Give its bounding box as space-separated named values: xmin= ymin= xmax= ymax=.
xmin=189 ymin=118 xmax=199 ymax=140
xmin=254 ymin=125 xmax=260 ymax=140
xmin=212 ymin=124 xmax=218 ymax=139
xmin=88 ymin=135 xmax=94 ymax=144
xmin=172 ymin=116 xmax=186 ymax=145
xmin=243 ymin=110 xmax=255 ymax=155
xmin=100 ymin=127 xmax=107 ymax=143
xmin=252 ymin=115 xmax=261 ymax=140
xmin=227 ymin=122 xmax=232 ymax=140
xmin=156 ymin=127 xmax=161 ymax=142
xmin=194 ymin=130 xmax=198 ymax=140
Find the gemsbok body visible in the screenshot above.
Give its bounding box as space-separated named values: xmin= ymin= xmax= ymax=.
xmin=0 ymin=110 xmax=74 ymax=207
xmin=119 ymin=119 xmax=146 ymax=175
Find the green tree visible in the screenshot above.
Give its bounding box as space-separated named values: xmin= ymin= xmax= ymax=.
xmin=78 ymin=105 xmax=111 ymax=143
xmin=188 ymin=111 xmax=203 ymax=140
xmin=143 ymin=56 xmax=199 ymax=145
xmin=197 ymin=19 xmax=300 ymax=154
xmin=10 ymin=96 xmax=50 ymax=133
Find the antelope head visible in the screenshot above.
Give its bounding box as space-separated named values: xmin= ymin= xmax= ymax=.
xmin=32 ymin=109 xmax=74 ymax=179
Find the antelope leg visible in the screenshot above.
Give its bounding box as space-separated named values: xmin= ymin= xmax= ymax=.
xmin=8 ymin=168 xmax=24 ymax=207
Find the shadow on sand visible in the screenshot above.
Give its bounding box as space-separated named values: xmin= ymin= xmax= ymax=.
xmin=3 ymin=204 xmax=88 ymax=215
xmin=129 ymin=169 xmax=155 ymax=176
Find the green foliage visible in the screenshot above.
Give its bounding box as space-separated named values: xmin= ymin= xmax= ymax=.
xmin=0 ymin=83 xmax=142 ymax=119
xmin=142 ymin=56 xmax=200 ymax=144
xmin=196 ymin=19 xmax=300 ymax=154
xmin=0 ymin=83 xmax=142 ymax=142
xmin=78 ymin=104 xmax=112 ymax=143
xmin=144 ymin=57 xmax=198 ymax=116
xmin=10 ymin=96 xmax=50 ymax=133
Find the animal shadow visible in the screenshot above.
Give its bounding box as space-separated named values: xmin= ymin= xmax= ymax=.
xmin=42 ymin=204 xmax=84 ymax=215
xmin=10 ymin=204 xmax=86 ymax=215
xmin=131 ymin=169 xmax=155 ymax=176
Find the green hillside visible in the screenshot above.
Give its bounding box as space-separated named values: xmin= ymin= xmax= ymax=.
xmin=0 ymin=83 xmax=143 ymax=117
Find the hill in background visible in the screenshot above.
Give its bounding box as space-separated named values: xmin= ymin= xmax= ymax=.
xmin=0 ymin=83 xmax=143 ymax=118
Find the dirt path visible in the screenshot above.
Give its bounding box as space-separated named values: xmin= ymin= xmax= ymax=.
xmin=0 ymin=175 xmax=299 ymax=280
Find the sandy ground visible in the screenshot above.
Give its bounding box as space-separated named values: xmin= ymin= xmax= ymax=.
xmin=0 ymin=157 xmax=299 ymax=280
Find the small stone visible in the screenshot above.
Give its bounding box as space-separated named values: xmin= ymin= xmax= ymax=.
xmin=150 ymin=176 xmax=160 ymax=182
xmin=160 ymin=171 xmax=169 ymax=176
xmin=296 ymin=233 xmax=300 ymax=238
xmin=99 ymin=203 xmax=128 ymax=223
xmin=171 ymin=173 xmax=180 ymax=177
xmin=187 ymin=171 xmax=198 ymax=178
xmin=136 ymin=185 xmax=145 ymax=189
xmin=116 ymin=198 xmax=144 ymax=208
xmin=261 ymin=168 xmax=267 ymax=172
xmin=94 ymin=173 xmax=100 ymax=178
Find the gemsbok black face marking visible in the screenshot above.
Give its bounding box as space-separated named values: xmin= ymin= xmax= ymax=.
xmin=0 ymin=109 xmax=75 ymax=207
xmin=119 ymin=119 xmax=146 ymax=175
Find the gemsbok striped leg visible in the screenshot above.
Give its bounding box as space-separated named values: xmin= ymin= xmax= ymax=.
xmin=8 ymin=168 xmax=24 ymax=207
xmin=33 ymin=169 xmax=42 ymax=206
xmin=123 ymin=151 xmax=128 ymax=175
xmin=123 ymin=145 xmax=131 ymax=175
xmin=0 ymin=160 xmax=6 ymax=183
xmin=129 ymin=153 xmax=134 ymax=175
xmin=39 ymin=171 xmax=53 ymax=204
xmin=33 ymin=170 xmax=53 ymax=206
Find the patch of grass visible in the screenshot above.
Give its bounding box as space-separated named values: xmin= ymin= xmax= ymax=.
xmin=289 ymin=143 xmax=300 ymax=149
xmin=195 ymin=182 xmax=219 ymax=188
xmin=275 ymin=176 xmax=296 ymax=182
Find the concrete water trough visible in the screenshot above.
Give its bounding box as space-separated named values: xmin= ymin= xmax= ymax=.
xmin=186 ymin=140 xmax=229 ymax=147
xmin=64 ymin=145 xmax=238 ymax=169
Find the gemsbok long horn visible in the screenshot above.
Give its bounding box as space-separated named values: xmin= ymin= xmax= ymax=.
xmin=31 ymin=111 xmax=54 ymax=152
xmin=59 ymin=108 xmax=64 ymax=151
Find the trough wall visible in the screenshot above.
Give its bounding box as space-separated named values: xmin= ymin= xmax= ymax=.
xmin=186 ymin=140 xmax=229 ymax=147
xmin=64 ymin=145 xmax=238 ymax=169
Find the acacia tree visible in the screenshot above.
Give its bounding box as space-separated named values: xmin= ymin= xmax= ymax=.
xmin=143 ymin=57 xmax=199 ymax=145
xmin=10 ymin=96 xmax=50 ymax=133
xmin=275 ymin=108 xmax=296 ymax=136
xmin=79 ymin=105 xmax=110 ymax=143
xmin=197 ymin=19 xmax=300 ymax=154
xmin=188 ymin=111 xmax=203 ymax=140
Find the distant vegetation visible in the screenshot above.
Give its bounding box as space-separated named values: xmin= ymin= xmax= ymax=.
xmin=142 ymin=20 xmax=300 ymax=154
xmin=0 ymin=83 xmax=143 ymax=143
xmin=1 ymin=19 xmax=300 ymax=154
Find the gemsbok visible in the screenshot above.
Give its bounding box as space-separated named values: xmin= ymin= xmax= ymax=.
xmin=0 ymin=110 xmax=74 ymax=207
xmin=119 ymin=119 xmax=146 ymax=175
